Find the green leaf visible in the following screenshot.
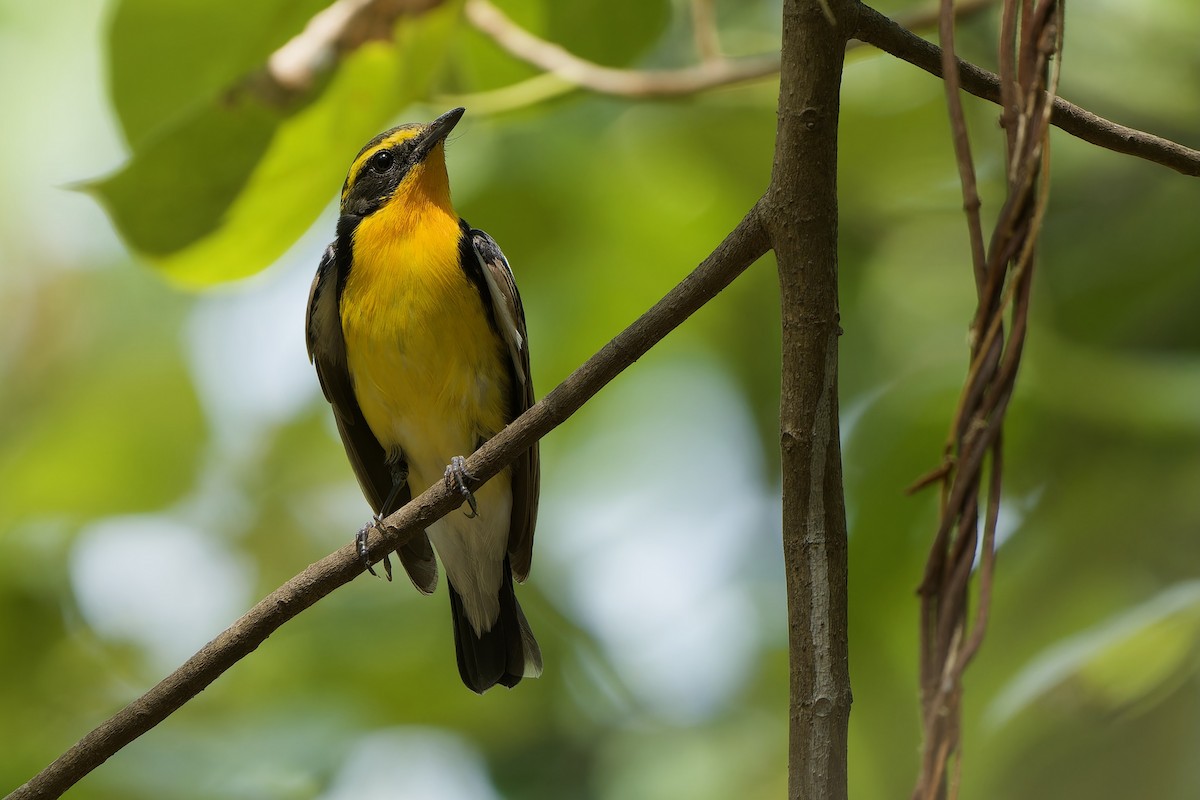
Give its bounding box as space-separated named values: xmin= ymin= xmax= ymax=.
xmin=108 ymin=0 xmax=328 ymax=146
xmin=989 ymin=582 xmax=1200 ymax=725
xmin=91 ymin=4 xmax=460 ymax=287
xmin=87 ymin=96 xmax=282 ymax=256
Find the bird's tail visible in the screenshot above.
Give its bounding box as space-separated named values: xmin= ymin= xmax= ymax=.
xmin=449 ymin=558 xmax=541 ymax=693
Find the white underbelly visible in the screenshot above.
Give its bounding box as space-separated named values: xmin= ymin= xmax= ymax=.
xmin=428 ymin=476 xmax=512 ymax=635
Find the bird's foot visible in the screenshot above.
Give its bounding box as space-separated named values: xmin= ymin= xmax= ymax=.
xmin=357 ymin=516 xmax=393 ymax=581
xmin=444 ymin=456 xmax=478 ymax=518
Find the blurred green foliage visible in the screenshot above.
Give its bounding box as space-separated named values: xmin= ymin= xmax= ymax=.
xmin=2 ymin=0 xmax=1200 ymax=798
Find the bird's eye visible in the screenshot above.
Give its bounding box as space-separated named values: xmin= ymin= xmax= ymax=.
xmin=369 ymin=150 xmax=395 ymax=173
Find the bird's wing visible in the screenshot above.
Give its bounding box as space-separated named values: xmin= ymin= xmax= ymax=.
xmin=469 ymin=228 xmax=540 ymax=582
xmin=306 ymin=242 xmax=438 ymax=593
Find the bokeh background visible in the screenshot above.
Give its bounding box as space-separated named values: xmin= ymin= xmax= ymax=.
xmin=3 ymin=0 xmax=1200 ymax=797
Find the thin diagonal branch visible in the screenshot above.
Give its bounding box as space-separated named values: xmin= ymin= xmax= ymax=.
xmin=853 ymin=2 xmax=1200 ymax=177
xmin=5 ymin=207 xmax=770 ymax=800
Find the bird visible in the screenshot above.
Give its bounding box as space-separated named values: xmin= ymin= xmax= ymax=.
xmin=305 ymin=107 xmax=541 ymax=693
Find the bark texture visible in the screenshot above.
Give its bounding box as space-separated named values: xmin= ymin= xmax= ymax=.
xmin=764 ymin=1 xmax=856 ymax=797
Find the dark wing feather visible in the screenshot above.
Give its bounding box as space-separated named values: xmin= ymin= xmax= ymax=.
xmin=306 ymin=242 xmax=438 ymax=593
xmin=469 ymin=229 xmax=540 ymax=582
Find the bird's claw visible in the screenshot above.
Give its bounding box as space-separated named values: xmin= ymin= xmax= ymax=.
xmin=444 ymin=455 xmax=478 ymax=518
xmin=357 ymin=517 xmax=393 ymax=581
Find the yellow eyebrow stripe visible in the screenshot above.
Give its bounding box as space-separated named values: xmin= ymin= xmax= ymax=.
xmin=341 ymin=127 xmax=423 ymax=203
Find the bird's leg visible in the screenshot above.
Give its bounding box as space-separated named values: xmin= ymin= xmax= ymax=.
xmin=444 ymin=455 xmax=478 ymax=518
xmin=359 ymin=464 xmax=407 ymax=580
xmin=357 ymin=521 xmax=394 ymax=581
xmin=356 ymin=524 xmax=393 ymax=581
xmin=378 ymin=466 xmax=407 ymax=516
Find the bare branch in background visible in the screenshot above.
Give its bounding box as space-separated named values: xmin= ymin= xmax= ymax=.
xmin=690 ymin=0 xmax=724 ymax=62
xmin=464 ymin=0 xmax=1200 ymax=180
xmin=911 ymin=3 xmax=1064 ymax=798
xmin=462 ymin=0 xmax=994 ymax=100
xmin=253 ymin=0 xmax=445 ymax=103
xmin=853 ymin=2 xmax=1200 ymax=177
xmin=442 ymin=1 xmax=992 ymax=115
xmin=464 ymin=0 xmax=781 ymax=97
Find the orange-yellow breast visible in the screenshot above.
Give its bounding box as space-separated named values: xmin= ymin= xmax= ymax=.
xmin=339 ymin=155 xmax=510 ymax=491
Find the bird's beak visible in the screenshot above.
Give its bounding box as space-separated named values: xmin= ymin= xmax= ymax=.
xmin=412 ymin=107 xmax=466 ymax=163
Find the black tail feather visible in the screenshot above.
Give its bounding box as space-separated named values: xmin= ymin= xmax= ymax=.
xmin=449 ymin=558 xmax=541 ymax=693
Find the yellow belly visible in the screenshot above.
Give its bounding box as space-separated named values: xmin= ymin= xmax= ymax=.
xmin=339 ymin=205 xmax=511 ymax=492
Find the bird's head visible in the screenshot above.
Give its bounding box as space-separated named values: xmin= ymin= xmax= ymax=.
xmin=339 ymin=106 xmax=465 ymax=219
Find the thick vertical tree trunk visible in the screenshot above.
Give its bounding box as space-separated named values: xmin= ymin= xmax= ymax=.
xmin=764 ymin=1 xmax=855 ymax=797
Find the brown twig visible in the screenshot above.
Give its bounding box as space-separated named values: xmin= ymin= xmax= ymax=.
xmin=5 ymin=207 xmax=771 ymax=800
xmin=462 ymin=0 xmax=995 ymax=99
xmin=256 ymin=0 xmax=445 ymax=102
xmin=911 ymin=2 xmax=1062 ymax=798
xmin=463 ymin=0 xmax=781 ymax=97
xmin=464 ymin=0 xmax=1198 ymax=180
xmin=854 ymin=2 xmax=1200 ymax=177
xmin=938 ymin=0 xmax=989 ymax=288
xmin=914 ymin=3 xmax=989 ymax=792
